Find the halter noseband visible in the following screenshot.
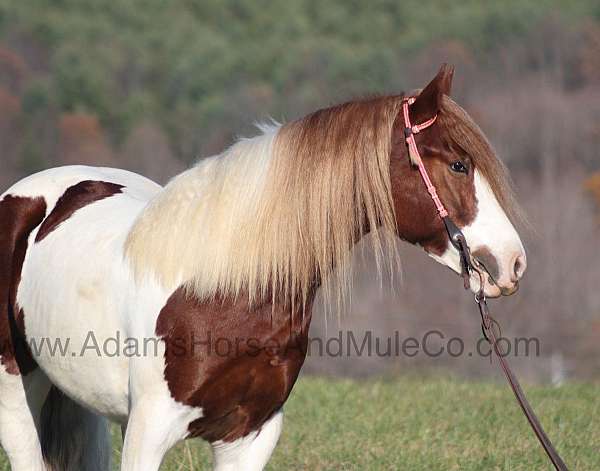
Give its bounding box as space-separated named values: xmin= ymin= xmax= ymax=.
xmin=401 ymin=97 xmax=474 ymax=289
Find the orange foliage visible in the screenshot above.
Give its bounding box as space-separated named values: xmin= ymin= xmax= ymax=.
xmin=58 ymin=113 xmax=114 ymax=166
xmin=0 ymin=45 xmax=28 ymax=93
xmin=580 ymin=20 xmax=600 ymax=87
xmin=584 ymin=173 xmax=600 ymax=209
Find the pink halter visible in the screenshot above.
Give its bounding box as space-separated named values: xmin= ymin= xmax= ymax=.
xmin=402 ymin=95 xmax=473 ymax=288
xmin=401 ymin=97 xmax=448 ymax=219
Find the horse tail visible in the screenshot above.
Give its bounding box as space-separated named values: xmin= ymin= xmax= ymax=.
xmin=40 ymin=386 xmax=111 ymax=471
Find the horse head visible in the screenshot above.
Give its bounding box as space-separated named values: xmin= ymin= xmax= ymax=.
xmin=390 ymin=65 xmax=526 ymax=297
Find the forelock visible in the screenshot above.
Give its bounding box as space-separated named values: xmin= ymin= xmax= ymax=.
xmin=438 ymin=96 xmax=525 ymax=226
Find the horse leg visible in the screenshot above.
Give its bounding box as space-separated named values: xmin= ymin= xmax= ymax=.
xmin=120 ymin=393 xmax=202 ymax=471
xmin=0 ymin=368 xmax=50 ymax=471
xmin=39 ymin=386 xmax=111 ymax=471
xmin=211 ymin=410 xmax=283 ymax=471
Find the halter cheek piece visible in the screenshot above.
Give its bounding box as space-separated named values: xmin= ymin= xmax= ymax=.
xmin=401 ymin=97 xmax=569 ymax=471
xmin=401 ymin=97 xmax=474 ymax=289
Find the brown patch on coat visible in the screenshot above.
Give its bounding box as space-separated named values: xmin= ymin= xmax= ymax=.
xmin=156 ymin=289 xmax=315 ymax=443
xmin=0 ymin=195 xmax=46 ymax=375
xmin=36 ymin=180 xmax=124 ymax=242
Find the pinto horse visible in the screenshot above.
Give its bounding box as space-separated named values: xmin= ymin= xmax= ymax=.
xmin=0 ymin=65 xmax=526 ymax=470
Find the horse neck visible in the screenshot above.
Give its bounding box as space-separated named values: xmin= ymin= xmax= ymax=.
xmin=126 ymin=121 xmax=395 ymax=313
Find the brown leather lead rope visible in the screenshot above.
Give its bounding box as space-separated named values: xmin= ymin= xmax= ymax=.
xmin=451 ymin=230 xmax=569 ymax=470
xmin=474 ymin=274 xmax=569 ymax=471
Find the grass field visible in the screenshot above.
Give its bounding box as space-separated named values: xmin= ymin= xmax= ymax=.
xmin=0 ymin=377 xmax=597 ymax=470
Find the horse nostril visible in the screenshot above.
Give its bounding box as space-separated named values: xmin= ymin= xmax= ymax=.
xmin=512 ymin=253 xmax=527 ymax=281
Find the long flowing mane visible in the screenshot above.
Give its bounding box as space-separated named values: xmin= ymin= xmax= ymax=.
xmin=124 ymin=95 xmax=520 ymax=306
xmin=125 ymin=96 xmax=402 ymax=306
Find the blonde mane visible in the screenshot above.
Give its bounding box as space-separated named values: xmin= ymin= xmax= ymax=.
xmin=124 ymin=96 xmax=402 ymax=305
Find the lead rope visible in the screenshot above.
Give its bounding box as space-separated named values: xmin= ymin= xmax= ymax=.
xmin=402 ymin=97 xmax=569 ymax=471
xmin=475 ymin=277 xmax=569 ymax=471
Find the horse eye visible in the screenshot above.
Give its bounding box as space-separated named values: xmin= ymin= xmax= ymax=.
xmin=450 ymin=161 xmax=468 ymax=174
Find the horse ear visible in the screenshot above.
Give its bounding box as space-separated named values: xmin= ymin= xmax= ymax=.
xmin=410 ymin=63 xmax=454 ymax=123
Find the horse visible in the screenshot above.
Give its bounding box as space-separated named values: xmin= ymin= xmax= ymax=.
xmin=0 ymin=64 xmax=526 ymax=470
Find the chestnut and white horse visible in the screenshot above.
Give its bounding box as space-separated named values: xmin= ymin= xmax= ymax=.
xmin=0 ymin=65 xmax=525 ymax=470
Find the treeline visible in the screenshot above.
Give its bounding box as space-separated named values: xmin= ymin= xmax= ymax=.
xmin=0 ymin=0 xmax=599 ymax=185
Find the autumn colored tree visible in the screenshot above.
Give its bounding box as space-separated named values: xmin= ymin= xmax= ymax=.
xmin=57 ymin=113 xmax=114 ymax=166
xmin=585 ymin=173 xmax=600 ymax=210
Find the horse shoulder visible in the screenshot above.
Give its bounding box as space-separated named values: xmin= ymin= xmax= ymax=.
xmin=155 ymin=288 xmax=314 ymax=444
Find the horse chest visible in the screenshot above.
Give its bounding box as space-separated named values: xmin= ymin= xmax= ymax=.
xmin=155 ymin=288 xmax=313 ymax=443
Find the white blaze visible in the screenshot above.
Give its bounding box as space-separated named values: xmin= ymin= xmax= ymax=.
xmin=427 ymin=170 xmax=526 ymax=297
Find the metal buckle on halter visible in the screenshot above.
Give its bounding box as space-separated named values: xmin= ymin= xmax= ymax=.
xmin=402 ymin=98 xmax=416 ymax=139
xmin=442 ymin=217 xmax=463 ymax=250
xmin=442 ymin=216 xmax=474 ymax=289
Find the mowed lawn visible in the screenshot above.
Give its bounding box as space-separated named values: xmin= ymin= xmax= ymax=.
xmin=0 ymin=377 xmax=597 ymax=470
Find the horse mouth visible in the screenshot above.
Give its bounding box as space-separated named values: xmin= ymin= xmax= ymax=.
xmin=500 ymin=281 xmax=519 ymax=296
xmin=472 ymin=257 xmax=519 ymax=297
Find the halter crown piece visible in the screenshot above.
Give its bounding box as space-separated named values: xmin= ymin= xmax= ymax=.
xmin=401 ymin=97 xmax=447 ymax=218
xmin=401 ymin=96 xmax=473 ymax=288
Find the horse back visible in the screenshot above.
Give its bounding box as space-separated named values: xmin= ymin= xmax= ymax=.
xmin=0 ymin=166 xmax=161 ymax=377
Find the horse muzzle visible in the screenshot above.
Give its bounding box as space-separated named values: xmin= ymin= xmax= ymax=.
xmin=471 ymin=247 xmax=527 ymax=298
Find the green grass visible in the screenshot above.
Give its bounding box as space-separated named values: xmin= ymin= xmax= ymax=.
xmin=1 ymin=377 xmax=598 ymax=470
